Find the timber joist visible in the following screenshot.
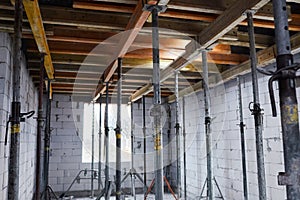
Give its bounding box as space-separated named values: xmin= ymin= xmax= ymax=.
xmin=1 ymin=0 xmax=300 ymax=99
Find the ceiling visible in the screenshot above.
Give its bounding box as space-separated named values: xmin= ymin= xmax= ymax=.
xmin=1 ymin=0 xmax=300 ymax=102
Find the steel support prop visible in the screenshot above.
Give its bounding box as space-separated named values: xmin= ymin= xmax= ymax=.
xmin=174 ymin=71 xmax=181 ymax=199
xmin=143 ymin=95 xmax=147 ymax=197
xmin=98 ymin=94 xmax=103 ymax=192
xmin=130 ymin=102 xmax=136 ymax=200
xmin=247 ymin=11 xmax=267 ymax=200
xmin=91 ymin=102 xmax=95 ymax=198
xmin=202 ymin=50 xmax=214 ymax=200
xmin=43 ymin=78 xmax=52 ymax=200
xmin=115 ymin=58 xmax=122 ymax=200
xmin=166 ymin=105 xmax=172 ymax=182
xmin=272 ymin=0 xmax=300 ymax=199
xmin=35 ymin=54 xmax=45 ymax=200
xmin=237 ymin=76 xmax=248 ymax=200
xmin=8 ymin=0 xmax=23 ymax=199
xmin=151 ymin=6 xmax=164 ymax=200
xmin=104 ymin=82 xmax=110 ymax=200
xmin=182 ymin=96 xmax=187 ymax=200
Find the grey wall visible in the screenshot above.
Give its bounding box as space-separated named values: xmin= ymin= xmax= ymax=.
xmin=0 ymin=32 xmax=38 ymax=200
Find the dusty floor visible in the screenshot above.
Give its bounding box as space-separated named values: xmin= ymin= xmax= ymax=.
xmin=70 ymin=194 xmax=177 ymax=200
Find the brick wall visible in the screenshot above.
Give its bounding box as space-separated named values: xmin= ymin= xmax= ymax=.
xmin=0 ymin=32 xmax=38 ymax=200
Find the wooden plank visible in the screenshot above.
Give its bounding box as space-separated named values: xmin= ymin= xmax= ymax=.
xmin=75 ymin=0 xmax=288 ymax=21
xmin=22 ymin=0 xmax=54 ymax=79
xmin=27 ymin=40 xmax=248 ymax=65
xmin=72 ymin=1 xmax=294 ymax=29
xmin=73 ymin=1 xmax=135 ymax=13
xmin=287 ymin=0 xmax=300 ymax=3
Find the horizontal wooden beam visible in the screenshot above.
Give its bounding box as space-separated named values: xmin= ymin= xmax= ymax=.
xmin=74 ymin=1 xmax=283 ymax=21
xmin=168 ymin=32 xmax=300 ymax=102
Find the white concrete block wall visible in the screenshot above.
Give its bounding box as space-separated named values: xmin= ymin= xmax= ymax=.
xmin=0 ymin=32 xmax=38 ymax=200
xmin=169 ymin=67 xmax=290 ymax=199
xmin=48 ymin=94 xmax=90 ymax=192
xmin=48 ymin=95 xmax=175 ymax=194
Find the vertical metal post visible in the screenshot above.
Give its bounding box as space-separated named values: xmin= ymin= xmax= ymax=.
xmin=104 ymin=82 xmax=110 ymax=200
xmin=174 ymin=71 xmax=181 ymax=198
xmin=115 ymin=58 xmax=122 ymax=200
xmin=43 ymin=79 xmax=52 ymax=200
xmin=202 ymin=50 xmax=214 ymax=200
xmin=152 ymin=7 xmax=164 ymax=200
xmin=130 ymin=102 xmax=136 ymax=200
xmin=91 ymin=101 xmax=95 ymax=198
xmin=143 ymin=95 xmax=147 ymax=197
xmin=237 ymin=76 xmax=248 ymax=200
xmin=272 ymin=1 xmax=300 ymax=199
xmin=8 ymin=0 xmax=23 ymax=199
xmin=182 ymin=96 xmax=187 ymax=200
xmin=98 ymin=94 xmax=102 ymax=192
xmin=247 ymin=11 xmax=267 ymax=200
xmin=35 ymin=54 xmax=45 ymax=200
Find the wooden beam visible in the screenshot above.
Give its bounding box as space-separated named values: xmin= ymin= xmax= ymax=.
xmin=167 ymin=32 xmax=300 ymax=102
xmin=286 ymin=0 xmax=300 ymax=3
xmin=196 ymin=0 xmax=269 ymax=49
xmin=27 ymin=45 xmax=247 ymax=65
xmin=22 ymin=0 xmax=54 ymax=79
xmin=92 ymin=0 xmax=165 ymax=99
xmin=73 ymin=0 xmax=281 ymax=21
xmin=72 ymin=1 xmax=297 ymax=32
xmin=3 ymin=2 xmax=299 ymax=34
xmin=130 ymin=0 xmax=270 ymax=102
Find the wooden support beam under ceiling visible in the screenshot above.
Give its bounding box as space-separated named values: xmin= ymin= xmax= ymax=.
xmin=167 ymin=32 xmax=300 ymax=102
xmin=2 ymin=2 xmax=300 ymax=33
xmin=91 ymin=0 xmax=169 ymax=99
xmin=72 ymin=1 xmax=299 ymax=30
xmin=13 ymin=0 xmax=54 ymax=96
xmin=25 ymin=41 xmax=248 ymax=65
xmin=130 ymin=0 xmax=270 ymax=102
xmin=74 ymin=1 xmax=284 ymax=21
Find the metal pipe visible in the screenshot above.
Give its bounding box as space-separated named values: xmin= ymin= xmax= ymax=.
xmin=35 ymin=54 xmax=45 ymax=200
xmin=130 ymin=102 xmax=136 ymax=200
xmin=182 ymin=96 xmax=187 ymax=200
xmin=247 ymin=11 xmax=267 ymax=200
xmin=174 ymin=71 xmax=181 ymax=199
xmin=60 ymin=169 xmax=97 ymax=198
xmin=272 ymin=1 xmax=300 ymax=199
xmin=98 ymin=94 xmax=102 ymax=192
xmin=152 ymin=7 xmax=164 ymax=200
xmin=237 ymin=76 xmax=248 ymax=200
xmin=8 ymin=0 xmax=23 ymax=199
xmin=166 ymin=105 xmax=172 ymax=182
xmin=43 ymin=79 xmax=52 ymax=200
xmin=143 ymin=95 xmax=147 ymax=197
xmin=104 ymin=82 xmax=110 ymax=200
xmin=91 ymin=101 xmax=95 ymax=198
xmin=115 ymin=58 xmax=122 ymax=200
xmin=202 ymin=50 xmax=214 ymax=200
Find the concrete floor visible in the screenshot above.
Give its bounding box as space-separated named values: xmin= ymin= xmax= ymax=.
xmin=71 ymin=194 xmax=176 ymax=200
